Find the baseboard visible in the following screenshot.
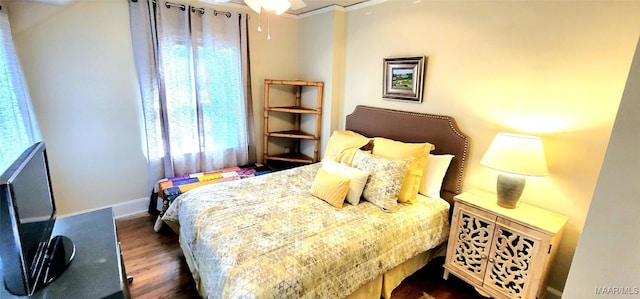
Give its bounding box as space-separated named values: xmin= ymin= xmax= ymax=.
xmin=60 ymin=197 xmax=149 ymax=219
xmin=111 ymin=197 xmax=149 ymax=218
xmin=544 ymin=286 xmax=563 ymax=299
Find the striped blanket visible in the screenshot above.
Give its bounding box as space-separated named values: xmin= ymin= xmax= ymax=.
xmin=151 ymin=163 xmax=270 ymax=231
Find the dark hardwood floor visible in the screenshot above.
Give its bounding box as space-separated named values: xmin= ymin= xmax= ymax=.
xmin=116 ymin=213 xmax=483 ymax=299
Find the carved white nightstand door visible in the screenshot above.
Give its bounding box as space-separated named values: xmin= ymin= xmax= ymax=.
xmin=447 ymin=206 xmax=496 ymax=286
xmin=483 ymin=220 xmax=547 ymax=299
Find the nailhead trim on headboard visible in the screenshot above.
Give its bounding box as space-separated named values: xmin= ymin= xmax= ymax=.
xmin=345 ymin=105 xmax=469 ymax=204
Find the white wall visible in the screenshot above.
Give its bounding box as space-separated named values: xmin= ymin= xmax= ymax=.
xmin=563 ymin=36 xmax=640 ymax=298
xmin=298 ymin=7 xmax=346 ymax=154
xmin=7 ymin=0 xmax=148 ymax=215
xmin=248 ymin=8 xmax=299 ymax=162
xmin=303 ymin=0 xmax=640 ymax=293
xmin=6 ymin=0 xmax=298 ymax=216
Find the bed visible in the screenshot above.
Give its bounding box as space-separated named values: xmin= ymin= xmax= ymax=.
xmin=162 ymin=105 xmax=469 ymax=298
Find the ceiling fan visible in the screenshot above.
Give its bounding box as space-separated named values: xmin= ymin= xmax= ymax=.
xmin=246 ymin=0 xmax=308 ymax=14
xmin=201 ymin=0 xmax=307 ymax=15
xmin=200 ymin=0 xmax=307 ymax=39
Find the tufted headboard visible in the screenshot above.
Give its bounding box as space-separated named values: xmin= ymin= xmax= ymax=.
xmin=345 ymin=105 xmax=469 ymax=206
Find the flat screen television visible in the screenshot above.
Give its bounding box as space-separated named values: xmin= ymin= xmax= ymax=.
xmin=0 ymin=142 xmax=75 ymax=296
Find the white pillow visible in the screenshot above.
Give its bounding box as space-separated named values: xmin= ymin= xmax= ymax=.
xmin=322 ymin=160 xmax=370 ymax=205
xmin=418 ymin=154 xmax=454 ymax=198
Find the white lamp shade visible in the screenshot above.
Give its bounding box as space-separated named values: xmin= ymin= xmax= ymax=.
xmin=480 ymin=133 xmax=549 ymax=176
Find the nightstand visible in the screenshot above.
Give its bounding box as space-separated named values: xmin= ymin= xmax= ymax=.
xmin=443 ymin=189 xmax=568 ymax=299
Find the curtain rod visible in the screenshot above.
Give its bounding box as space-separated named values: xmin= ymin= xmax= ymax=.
xmin=164 ymin=2 xmax=186 ymax=10
xmin=190 ymin=7 xmax=232 ymax=18
xmin=164 ymin=1 xmax=232 ymax=18
xmin=214 ymin=10 xmax=232 ymax=18
xmin=131 ymin=0 xmax=234 ymax=18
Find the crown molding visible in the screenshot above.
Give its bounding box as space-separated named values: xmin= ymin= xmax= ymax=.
xmin=297 ymin=4 xmax=346 ymax=18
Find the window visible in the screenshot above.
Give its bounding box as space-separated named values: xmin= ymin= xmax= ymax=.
xmin=129 ymin=1 xmax=253 ymax=179
xmin=0 ymin=8 xmax=40 ymax=172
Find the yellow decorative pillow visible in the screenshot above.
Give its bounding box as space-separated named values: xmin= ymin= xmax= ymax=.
xmin=371 ymin=137 xmax=435 ymax=203
xmin=310 ymin=168 xmax=351 ymax=208
xmin=323 ymin=130 xmax=372 ymax=165
xmin=322 ymin=160 xmax=370 ymax=205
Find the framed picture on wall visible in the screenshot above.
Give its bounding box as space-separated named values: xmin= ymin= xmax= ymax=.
xmin=382 ymin=56 xmax=426 ymax=103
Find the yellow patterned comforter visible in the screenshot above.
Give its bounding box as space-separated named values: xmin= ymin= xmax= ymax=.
xmin=162 ymin=163 xmax=449 ymax=298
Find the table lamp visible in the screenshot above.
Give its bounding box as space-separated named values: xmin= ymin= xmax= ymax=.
xmin=480 ymin=133 xmax=548 ymax=208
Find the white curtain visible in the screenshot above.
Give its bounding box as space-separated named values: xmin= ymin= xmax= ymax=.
xmin=0 ymin=2 xmax=41 ymax=172
xmin=129 ymin=0 xmax=256 ymax=187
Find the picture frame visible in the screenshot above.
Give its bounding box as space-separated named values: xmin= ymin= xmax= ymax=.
xmin=382 ymin=56 xmax=426 ymax=103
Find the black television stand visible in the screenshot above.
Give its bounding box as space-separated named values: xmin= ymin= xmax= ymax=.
xmin=0 ymin=208 xmax=131 ymax=298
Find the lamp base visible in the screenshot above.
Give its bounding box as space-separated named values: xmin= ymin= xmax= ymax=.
xmin=496 ymin=173 xmax=525 ymax=209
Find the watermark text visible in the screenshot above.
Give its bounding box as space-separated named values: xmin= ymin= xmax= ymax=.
xmin=595 ymin=287 xmax=640 ymax=295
